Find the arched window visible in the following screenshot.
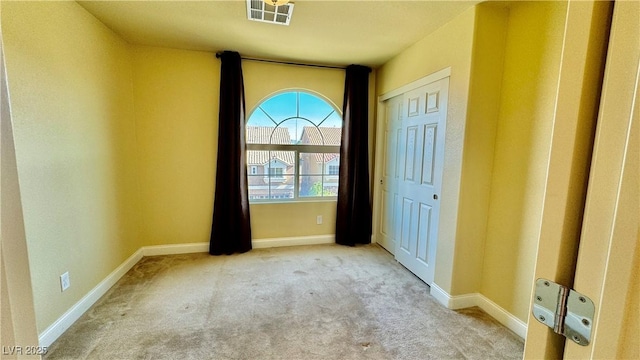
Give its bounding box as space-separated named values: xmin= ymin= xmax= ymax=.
xmin=246 ymin=91 xmax=342 ymax=201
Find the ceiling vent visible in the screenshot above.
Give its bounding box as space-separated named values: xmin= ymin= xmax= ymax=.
xmin=247 ymin=0 xmax=294 ymax=26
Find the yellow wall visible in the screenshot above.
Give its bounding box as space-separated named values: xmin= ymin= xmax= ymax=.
xmin=376 ymin=6 xmax=476 ymax=292
xmin=1 ymin=2 xmax=140 ymax=333
xmin=480 ymin=1 xmax=567 ymax=321
xmin=451 ymin=3 xmax=509 ymax=295
xmin=131 ymin=46 xmax=218 ymax=246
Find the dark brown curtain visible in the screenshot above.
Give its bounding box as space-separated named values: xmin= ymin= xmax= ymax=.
xmin=335 ymin=65 xmax=372 ymax=246
xmin=210 ymin=51 xmax=252 ymax=255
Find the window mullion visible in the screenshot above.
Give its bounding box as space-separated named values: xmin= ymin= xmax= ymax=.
xmin=268 ymin=151 xmax=272 ymax=199
xmin=294 ymin=149 xmax=299 ymax=200
xmin=321 ymin=153 xmax=325 ymax=196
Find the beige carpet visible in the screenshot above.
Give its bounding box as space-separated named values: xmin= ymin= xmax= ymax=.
xmin=44 ymin=244 xmax=524 ymax=359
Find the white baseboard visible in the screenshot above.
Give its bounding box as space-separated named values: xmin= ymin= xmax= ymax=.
xmin=476 ymin=294 xmax=527 ymax=339
xmin=142 ymin=242 xmax=209 ymax=256
xmin=38 ymin=235 xmax=335 ymax=347
xmin=429 ymin=283 xmax=527 ymax=339
xmin=141 ymin=235 xmax=337 ymax=255
xmin=142 ymin=235 xmax=336 ymax=255
xmin=429 ymin=283 xmax=455 ymax=308
xmin=38 ymin=248 xmax=144 ymax=348
xmin=450 ymin=293 xmax=479 ymax=310
xmin=252 ymin=234 xmax=334 ymax=248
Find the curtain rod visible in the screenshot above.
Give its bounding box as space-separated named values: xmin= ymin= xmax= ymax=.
xmin=216 ymin=52 xmax=346 ymax=70
xmin=243 ymin=57 xmax=346 ymax=70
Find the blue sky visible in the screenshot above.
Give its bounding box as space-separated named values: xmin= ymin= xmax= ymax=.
xmin=247 ymin=91 xmax=342 ymax=141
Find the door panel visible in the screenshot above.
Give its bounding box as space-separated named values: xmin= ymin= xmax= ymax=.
xmin=394 ymin=78 xmax=448 ymax=285
xmin=377 ymin=95 xmax=403 ymax=252
xmin=404 ymin=126 xmax=418 ymax=182
xmin=394 ymin=129 xmax=401 ymax=179
xmin=380 ymin=191 xmax=390 ymax=236
xmin=421 ymin=125 xmax=436 ymax=185
xmin=393 ymin=193 xmax=401 ymax=246
xmin=400 ymin=197 xmax=413 ymax=254
xmin=416 ymin=203 xmax=432 ymax=264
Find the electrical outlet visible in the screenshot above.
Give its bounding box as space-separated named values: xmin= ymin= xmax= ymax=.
xmin=316 ymin=215 xmax=323 ymax=225
xmin=60 ymin=272 xmax=70 ymax=292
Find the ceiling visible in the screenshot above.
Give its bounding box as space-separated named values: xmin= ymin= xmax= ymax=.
xmin=78 ymin=0 xmax=479 ymax=68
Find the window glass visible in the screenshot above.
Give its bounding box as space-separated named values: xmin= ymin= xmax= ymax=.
xmin=246 ymin=91 xmax=342 ymax=201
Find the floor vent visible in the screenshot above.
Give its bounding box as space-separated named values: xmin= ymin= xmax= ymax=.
xmin=247 ymin=0 xmax=294 ymax=26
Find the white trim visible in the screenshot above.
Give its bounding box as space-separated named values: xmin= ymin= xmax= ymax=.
xmin=138 ymin=236 xmax=338 ymax=251
xmin=139 ymin=235 xmax=337 ymax=256
xmin=38 ymin=248 xmax=144 ymax=348
xmin=430 ymin=283 xmax=477 ymax=309
xmin=378 ymin=67 xmax=452 ymax=102
xmin=449 ymin=293 xmax=478 ymax=310
xmin=252 ymin=234 xmax=334 ymax=248
xmin=142 ymin=243 xmax=209 ymax=256
xmin=430 ymin=282 xmax=455 ymax=307
xmin=476 ymin=294 xmax=527 ymax=339
xmin=429 ymin=283 xmax=527 ymax=339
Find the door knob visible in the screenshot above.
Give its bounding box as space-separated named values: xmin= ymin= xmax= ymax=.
xmin=433 ymin=194 xmax=438 ymax=200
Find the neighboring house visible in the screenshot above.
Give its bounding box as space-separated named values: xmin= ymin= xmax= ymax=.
xmin=246 ymin=126 xmax=295 ymax=199
xmin=299 ymin=126 xmax=341 ymax=196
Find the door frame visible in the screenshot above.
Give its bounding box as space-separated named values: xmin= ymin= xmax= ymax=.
xmin=564 ymin=1 xmax=638 ymax=357
xmin=523 ymin=1 xmax=614 ymax=358
xmin=0 ymin=21 xmax=41 ymax=353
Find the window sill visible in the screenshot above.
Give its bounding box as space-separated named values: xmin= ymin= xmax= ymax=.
xmin=249 ymin=199 xmax=337 ymax=205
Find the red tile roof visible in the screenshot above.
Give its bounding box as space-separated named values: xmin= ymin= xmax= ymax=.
xmin=300 ymin=127 xmax=342 ymax=163
xmin=247 ymin=126 xmax=292 ymax=145
xmin=246 ymin=126 xmax=294 ymax=165
xmin=300 ymin=126 xmax=342 ymax=146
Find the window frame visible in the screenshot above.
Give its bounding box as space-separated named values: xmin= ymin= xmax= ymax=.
xmin=246 ymin=90 xmax=342 ymax=203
